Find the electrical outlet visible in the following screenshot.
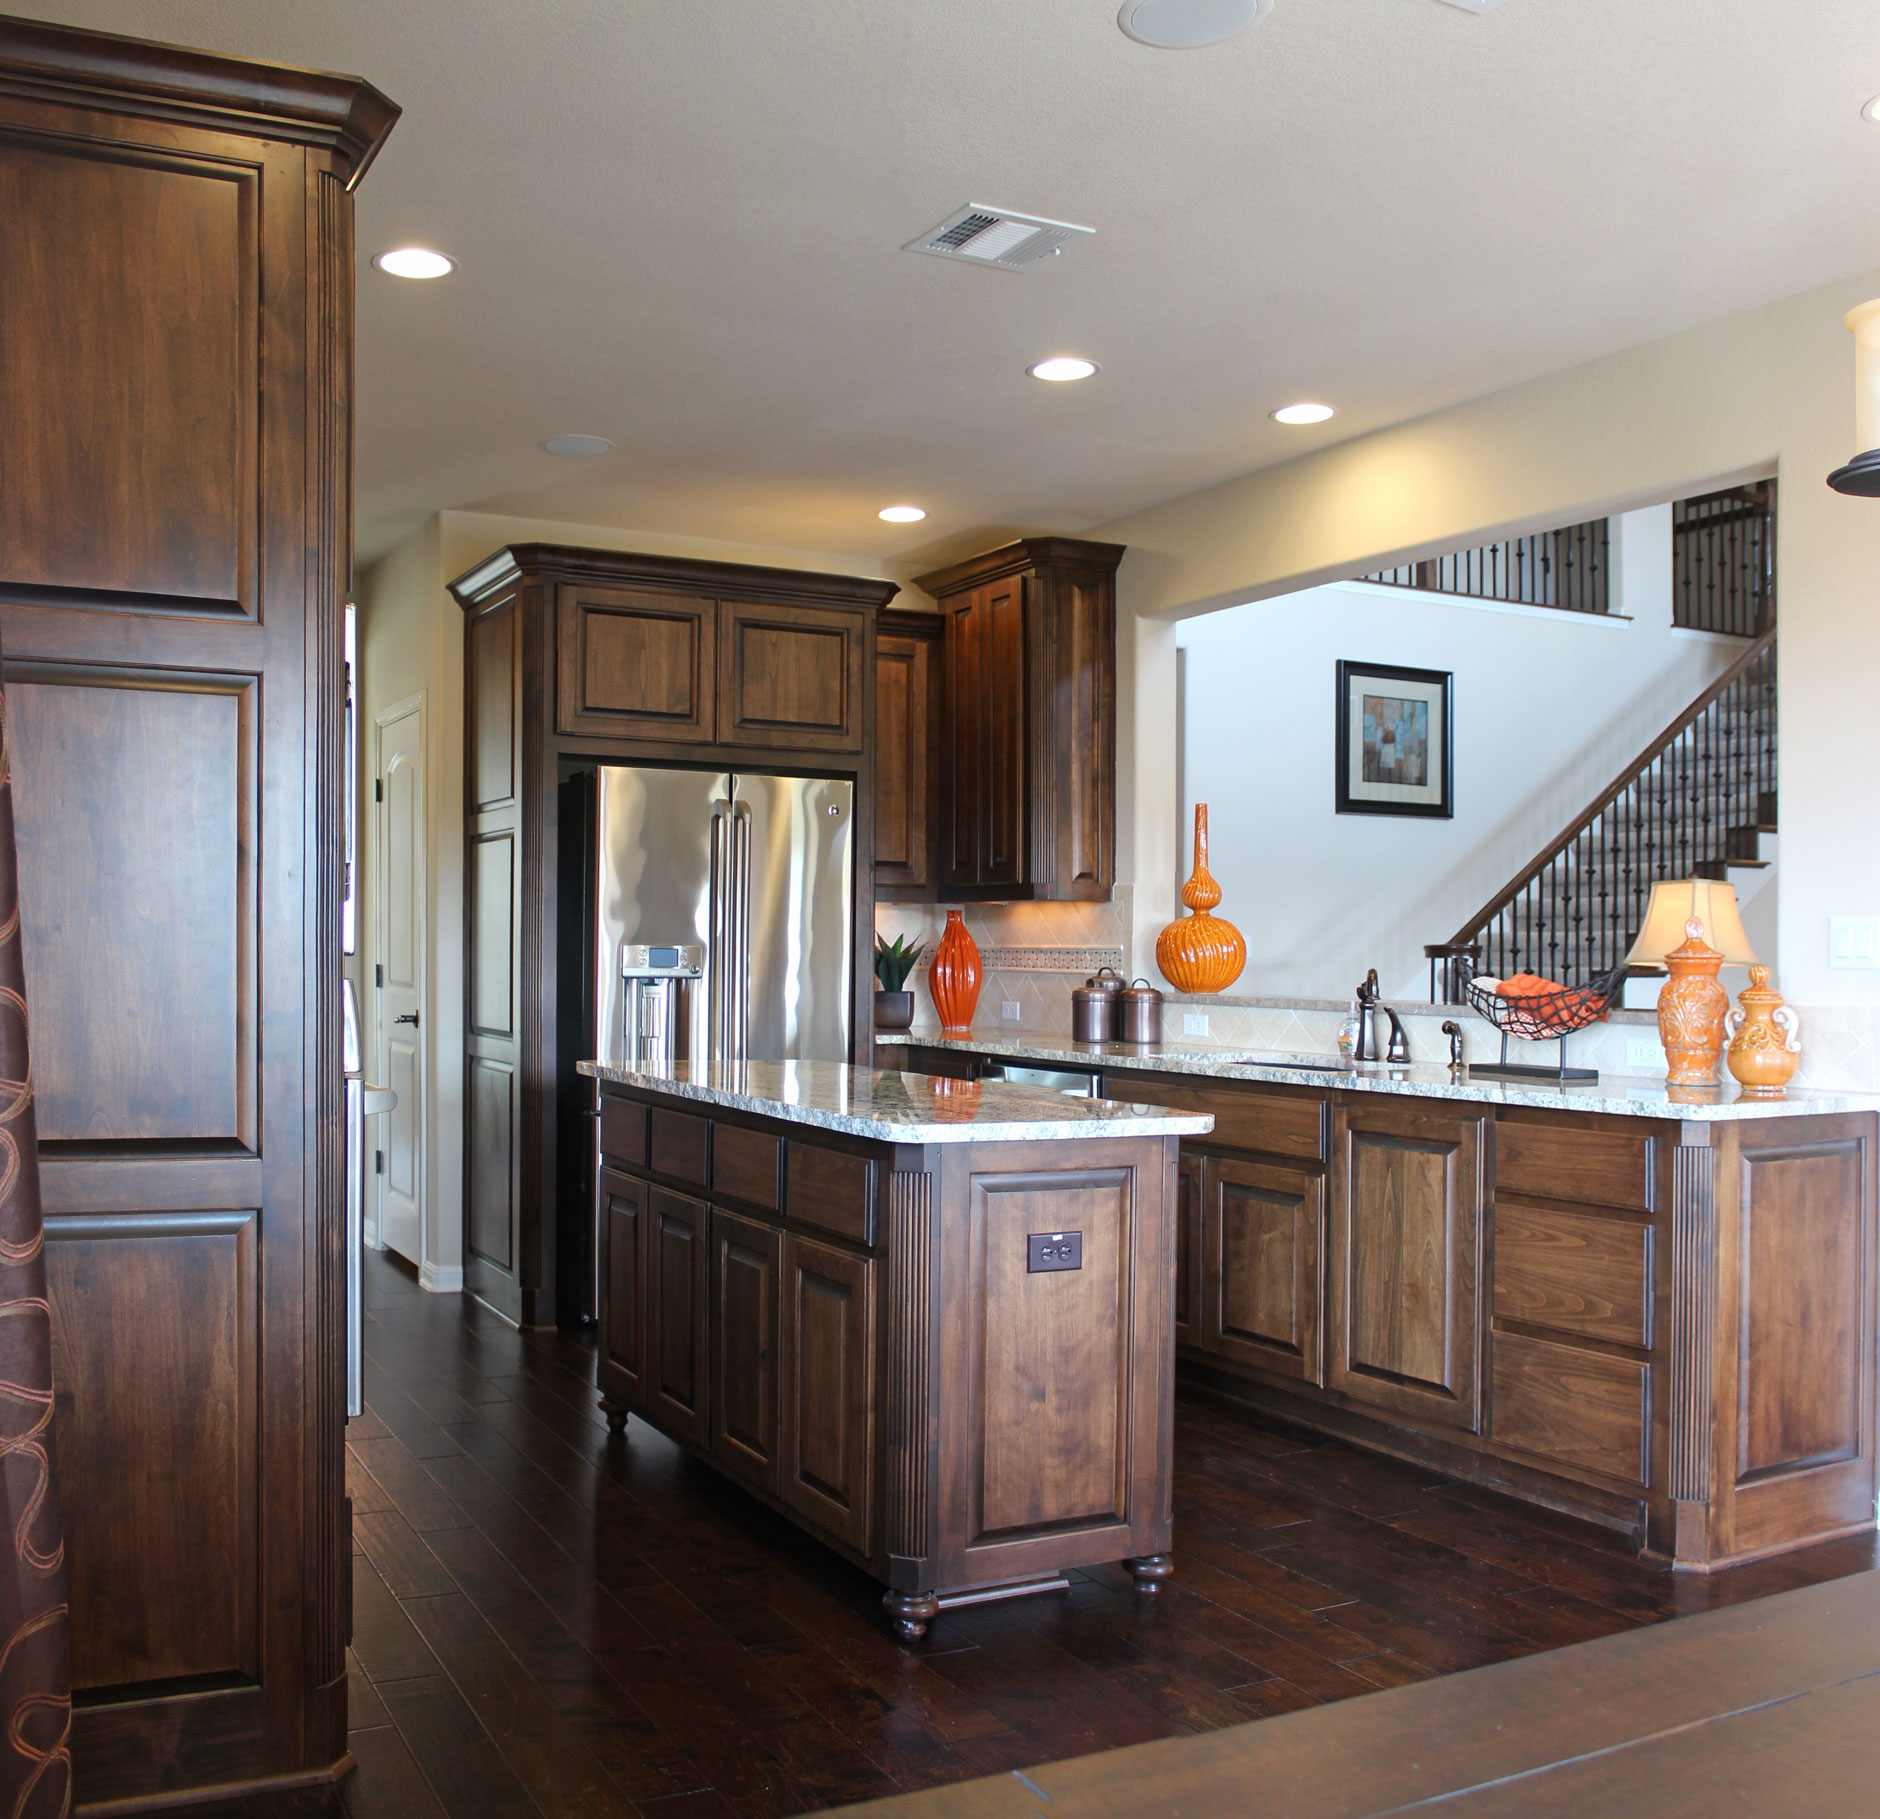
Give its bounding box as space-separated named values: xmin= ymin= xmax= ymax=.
xmin=1626 ymin=1036 xmax=1666 ymax=1071
xmin=1000 ymin=1000 xmax=1022 ymax=1023
xmin=1183 ymin=1011 xmax=1209 ymax=1037
xmin=1830 ymin=917 xmax=1880 ymax=970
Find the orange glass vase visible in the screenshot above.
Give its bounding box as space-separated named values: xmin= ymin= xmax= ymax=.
xmin=929 ymin=910 xmax=982 ymax=1033
xmin=1156 ymin=805 xmax=1246 ymax=994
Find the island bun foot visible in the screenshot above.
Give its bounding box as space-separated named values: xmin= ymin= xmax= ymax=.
xmin=598 ymin=1397 xmax=629 ymax=1435
xmin=1125 ymin=1553 xmax=1174 ymax=1592
xmin=883 ymin=1588 xmax=940 ymax=1641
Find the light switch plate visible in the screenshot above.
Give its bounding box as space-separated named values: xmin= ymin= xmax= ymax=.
xmin=1000 ymin=1000 xmax=1022 ymax=1022
xmin=1183 ymin=1011 xmax=1209 ymax=1036
xmin=1830 ymin=916 xmax=1880 ymax=970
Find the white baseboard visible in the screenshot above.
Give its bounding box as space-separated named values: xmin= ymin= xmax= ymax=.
xmin=418 ymin=1260 xmax=464 ymax=1294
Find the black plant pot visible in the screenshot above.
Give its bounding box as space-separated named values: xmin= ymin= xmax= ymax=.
xmin=873 ymin=989 xmax=914 ymax=1032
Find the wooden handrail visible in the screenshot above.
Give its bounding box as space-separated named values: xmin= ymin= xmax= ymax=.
xmin=1446 ymin=625 xmax=1777 ymax=951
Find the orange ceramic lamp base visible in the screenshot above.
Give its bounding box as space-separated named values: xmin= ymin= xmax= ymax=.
xmin=1657 ymin=917 xmax=1730 ymax=1087
xmin=1157 ymin=805 xmax=1246 ymax=995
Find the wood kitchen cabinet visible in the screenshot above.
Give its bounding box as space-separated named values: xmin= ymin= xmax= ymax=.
xmin=779 ymin=1232 xmax=877 ymax=1554
xmin=914 ymin=537 xmax=1124 ymax=902
xmin=874 ymin=608 xmax=942 ymax=899
xmin=1174 ymin=1151 xmax=1204 ymax=1352
xmin=711 ymin=1208 xmax=782 ymax=1491
xmin=646 ymin=1186 xmax=712 ymax=1447
xmin=1329 ymin=1100 xmax=1486 ymax=1434
xmin=598 ymin=1166 xmax=648 ymax=1405
xmin=1204 ymin=1156 xmax=1326 ymax=1387
xmin=449 ymin=544 xmax=898 ymax=1326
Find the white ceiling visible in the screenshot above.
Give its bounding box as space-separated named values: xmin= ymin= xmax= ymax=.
xmin=19 ymin=0 xmax=1880 ymax=568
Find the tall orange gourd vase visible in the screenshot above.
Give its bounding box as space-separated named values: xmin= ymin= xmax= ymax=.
xmin=929 ymin=910 xmax=982 ymax=1033
xmin=1157 ymin=805 xmax=1246 ymax=994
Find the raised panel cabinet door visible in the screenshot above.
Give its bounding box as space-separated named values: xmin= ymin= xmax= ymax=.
xmin=645 ymin=1187 xmax=711 ymax=1446
xmin=597 ymin=1167 xmax=647 ymax=1407
xmin=943 ymin=588 xmax=987 ymax=887
xmin=1204 ymin=1157 xmax=1326 ymax=1386
xmin=710 ymin=1208 xmax=782 ymax=1493
xmin=1329 ymin=1102 xmax=1485 ymax=1432
xmin=555 ymin=584 xmax=716 ymax=742
xmin=779 ymin=1232 xmax=876 ymax=1555
xmin=874 ymin=619 xmax=940 ymax=895
xmin=717 ymin=599 xmax=865 ymax=751
xmin=1174 ymin=1151 xmax=1205 ymax=1352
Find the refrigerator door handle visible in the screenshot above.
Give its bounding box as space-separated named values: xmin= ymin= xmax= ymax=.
xmin=708 ymin=804 xmax=730 ymax=1061
xmin=731 ymin=803 xmax=752 ymax=1064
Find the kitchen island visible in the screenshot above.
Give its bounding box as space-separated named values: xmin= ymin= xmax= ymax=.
xmin=882 ymin=1031 xmax=1880 ymax=1572
xmin=578 ymin=1059 xmax=1211 ymax=1637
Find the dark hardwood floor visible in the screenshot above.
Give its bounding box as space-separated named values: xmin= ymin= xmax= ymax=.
xmin=170 ymin=1247 xmax=1880 ymax=1819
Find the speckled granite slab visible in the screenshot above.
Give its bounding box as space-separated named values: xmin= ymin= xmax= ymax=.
xmin=873 ymin=1031 xmax=1880 ymax=1124
xmin=578 ymin=1058 xmax=1214 ymax=1144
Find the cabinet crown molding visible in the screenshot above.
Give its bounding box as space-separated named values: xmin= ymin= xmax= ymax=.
xmin=913 ymin=536 xmax=1126 ymax=601
xmin=447 ymin=542 xmax=900 ymax=612
xmin=0 ymin=15 xmax=399 ymax=184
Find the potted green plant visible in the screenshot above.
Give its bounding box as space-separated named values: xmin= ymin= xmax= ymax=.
xmin=873 ymin=933 xmax=925 ymax=1032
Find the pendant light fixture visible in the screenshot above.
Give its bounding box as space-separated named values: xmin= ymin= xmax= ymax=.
xmin=1828 ymin=299 xmax=1880 ymax=495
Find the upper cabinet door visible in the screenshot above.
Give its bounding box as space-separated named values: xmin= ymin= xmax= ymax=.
xmin=874 ymin=615 xmax=940 ymax=898
xmin=942 ymin=587 xmax=987 ymax=889
xmin=1328 ymin=1101 xmax=1486 ymax=1433
xmin=556 ymin=585 xmax=717 ymax=742
xmin=716 ymin=599 xmax=865 ymax=751
xmin=981 ymin=576 xmax=1027 ymax=888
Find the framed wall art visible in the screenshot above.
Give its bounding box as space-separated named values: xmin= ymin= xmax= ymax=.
xmin=1335 ymin=660 xmax=1453 ymax=818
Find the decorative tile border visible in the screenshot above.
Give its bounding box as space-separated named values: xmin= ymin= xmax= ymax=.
xmin=941 ymin=946 xmax=1127 ymax=975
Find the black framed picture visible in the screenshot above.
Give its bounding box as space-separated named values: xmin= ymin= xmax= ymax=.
xmin=1335 ymin=660 xmax=1454 ymax=818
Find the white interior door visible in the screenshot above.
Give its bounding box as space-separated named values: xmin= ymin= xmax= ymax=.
xmin=375 ymin=696 xmax=426 ymax=1266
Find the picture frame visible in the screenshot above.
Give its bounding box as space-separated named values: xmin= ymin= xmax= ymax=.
xmin=1335 ymin=660 xmax=1453 ymax=819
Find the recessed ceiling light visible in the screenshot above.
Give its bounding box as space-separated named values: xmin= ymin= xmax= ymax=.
xmin=372 ymin=246 xmax=455 ymax=280
xmin=1864 ymin=94 xmax=1880 ymax=124
xmin=1028 ymin=357 xmax=1100 ymax=383
xmin=541 ymin=434 xmax=613 ymax=457
xmin=1118 ymin=0 xmax=1272 ymax=48
xmin=1272 ymin=401 xmax=1335 ymax=425
xmin=879 ymin=505 xmax=927 ymax=523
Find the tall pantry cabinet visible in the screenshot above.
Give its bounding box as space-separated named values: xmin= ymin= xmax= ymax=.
xmin=0 ymin=19 xmax=395 ymax=1808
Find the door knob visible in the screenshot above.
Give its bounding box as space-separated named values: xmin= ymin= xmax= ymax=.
xmin=394 ymin=1012 xmax=419 ymax=1026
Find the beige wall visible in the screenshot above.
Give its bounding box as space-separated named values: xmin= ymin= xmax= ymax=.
xmin=1090 ymin=267 xmax=1880 ymax=1077
xmin=356 ymin=509 xmax=893 ymax=1297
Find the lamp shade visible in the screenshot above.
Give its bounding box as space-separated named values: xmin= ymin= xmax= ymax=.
xmin=1626 ymin=878 xmax=1757 ymax=969
xmin=1828 ymin=298 xmax=1880 ymax=495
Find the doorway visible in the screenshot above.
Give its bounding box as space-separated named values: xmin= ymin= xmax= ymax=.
xmin=374 ymin=692 xmax=427 ymax=1267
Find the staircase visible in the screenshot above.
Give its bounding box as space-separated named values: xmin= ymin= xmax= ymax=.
xmin=1434 ymin=626 xmax=1777 ymax=992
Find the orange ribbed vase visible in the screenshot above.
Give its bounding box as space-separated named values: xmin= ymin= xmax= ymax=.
xmin=929 ymin=910 xmax=982 ymax=1033
xmin=1157 ymin=805 xmax=1246 ymax=994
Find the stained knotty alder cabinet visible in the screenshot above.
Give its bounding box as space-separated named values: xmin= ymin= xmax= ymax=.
xmin=1082 ymin=1062 xmax=1876 ymax=1570
xmin=873 ymin=608 xmax=942 ymax=899
xmin=591 ymin=1069 xmax=1184 ymax=1636
xmin=913 ymin=538 xmax=1123 ymax=902
xmin=0 ymin=18 xmax=397 ymax=1806
xmin=450 ymin=545 xmax=898 ymax=1325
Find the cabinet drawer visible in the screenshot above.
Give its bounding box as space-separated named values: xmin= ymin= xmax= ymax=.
xmin=714 ymin=1122 xmax=782 ymax=1213
xmin=717 ymin=599 xmax=865 ymax=752
xmin=786 ymin=1141 xmax=875 ymax=1246
xmin=1497 ymin=1120 xmax=1654 ymax=1212
xmin=1103 ymin=1075 xmax=1326 ymax=1163
xmin=1494 ymin=1203 xmax=1651 ymax=1348
xmin=1490 ymin=1331 xmax=1649 ymax=1487
xmin=598 ymin=1095 xmax=647 ymax=1169
xmin=650 ymin=1109 xmax=711 ymax=1188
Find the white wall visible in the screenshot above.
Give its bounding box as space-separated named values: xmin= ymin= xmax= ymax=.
xmin=357 ymin=509 xmax=893 ymax=1295
xmin=1177 ymin=518 xmax=1739 ymax=1000
xmin=1090 ymin=267 xmax=1880 ymax=1087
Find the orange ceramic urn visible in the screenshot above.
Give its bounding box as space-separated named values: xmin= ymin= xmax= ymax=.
xmin=1156 ymin=805 xmax=1246 ymax=994
xmin=929 ymin=910 xmax=982 ymax=1033
xmin=1657 ymin=917 xmax=1730 ymax=1087
xmin=1724 ymin=965 xmax=1802 ymax=1096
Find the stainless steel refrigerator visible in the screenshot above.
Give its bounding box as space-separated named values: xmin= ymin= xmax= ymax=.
xmin=593 ymin=765 xmax=854 ymax=1073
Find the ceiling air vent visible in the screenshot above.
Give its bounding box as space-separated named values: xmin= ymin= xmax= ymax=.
xmin=904 ymin=204 xmax=1094 ymax=273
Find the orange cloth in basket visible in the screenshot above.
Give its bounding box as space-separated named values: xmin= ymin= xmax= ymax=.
xmin=1496 ymin=972 xmax=1583 ymax=1031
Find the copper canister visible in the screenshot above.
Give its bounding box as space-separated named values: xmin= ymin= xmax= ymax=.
xmin=1118 ymin=979 xmax=1163 ymax=1046
xmin=1071 ymin=985 xmax=1116 ymax=1044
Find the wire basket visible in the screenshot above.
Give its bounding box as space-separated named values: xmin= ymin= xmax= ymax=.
xmin=1461 ymin=960 xmax=1630 ymax=1081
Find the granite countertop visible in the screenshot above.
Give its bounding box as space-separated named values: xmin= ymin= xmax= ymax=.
xmin=578 ymin=1058 xmax=1214 ymax=1145
xmin=873 ymin=1030 xmax=1880 ymax=1124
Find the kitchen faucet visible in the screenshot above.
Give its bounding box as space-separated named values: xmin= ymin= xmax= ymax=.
xmin=1354 ymin=970 xmax=1411 ymax=1064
